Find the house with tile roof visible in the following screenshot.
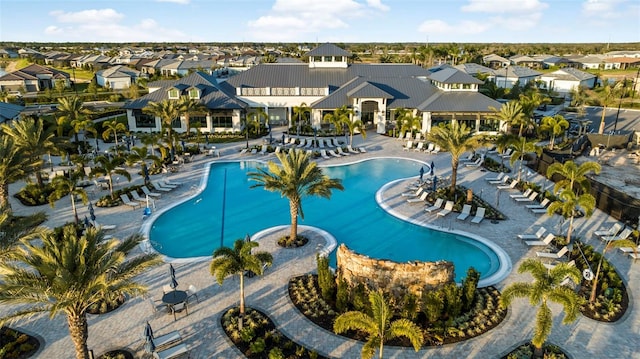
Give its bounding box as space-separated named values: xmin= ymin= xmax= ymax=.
xmin=0 ymin=64 xmax=70 ymax=92
xmin=482 ymin=54 xmax=510 ymax=69
xmin=509 ymin=55 xmax=544 ymax=69
xmin=124 ymin=43 xmax=502 ymax=135
xmin=95 ymin=65 xmax=147 ymax=90
xmin=603 ymin=57 xmax=640 ymax=70
xmin=539 ymin=68 xmax=597 ymax=94
xmin=571 ymin=55 xmax=605 ymax=70
xmin=487 ymin=65 xmax=542 ymax=89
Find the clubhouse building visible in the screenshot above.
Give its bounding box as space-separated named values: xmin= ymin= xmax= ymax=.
xmin=124 ymin=44 xmax=502 ymax=135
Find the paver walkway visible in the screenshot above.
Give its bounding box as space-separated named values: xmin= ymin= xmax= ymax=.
xmin=2 ymin=132 xmax=638 ymax=358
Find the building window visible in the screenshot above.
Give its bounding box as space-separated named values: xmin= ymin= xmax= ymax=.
xmin=171 ymin=118 xmax=181 ymax=128
xmin=190 ymin=115 xmax=207 ymax=128
xmin=324 ymin=56 xmax=332 ymax=62
xmin=313 ymin=56 xmax=322 ymax=62
xmin=189 ymin=88 xmax=199 ymax=99
xmin=168 ymin=88 xmax=179 ymax=99
xmin=211 ymin=115 xmax=232 ymax=128
xmin=135 ymin=111 xmax=155 ymax=128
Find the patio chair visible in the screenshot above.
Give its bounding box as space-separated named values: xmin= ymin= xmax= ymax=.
xmin=600 ymin=228 xmax=632 ymax=242
xmin=402 ymin=187 xmax=424 ymax=197
xmin=436 ymin=201 xmax=454 ymax=217
xmin=153 ymin=343 xmax=190 ymax=359
xmin=320 ymin=150 xmax=331 ymax=160
xmin=489 ymin=175 xmax=510 ymax=185
xmin=152 ymin=330 xmax=182 ymax=349
xmin=259 ymin=144 xmax=268 ymax=155
xmin=470 ymin=207 xmax=486 ymax=224
xmin=536 ymin=246 xmax=569 ymax=259
xmin=456 ymin=204 xmax=472 ymax=221
xmin=429 ymin=145 xmax=441 ymax=154
xmin=142 ymin=186 xmax=162 ymax=198
xmin=162 ymin=284 xmax=173 ymax=294
xmin=497 ymin=179 xmax=519 ymax=191
xmin=514 ymin=191 xmax=539 ymax=203
xmin=337 ymin=147 xmax=350 ymax=156
xmin=407 ymin=192 xmax=429 ymax=204
xmin=170 ymin=301 xmax=189 ymax=321
xmin=158 ymin=180 xmax=178 ymax=189
xmin=593 ymin=223 xmax=623 ymax=238
xmin=297 ymin=138 xmax=306 ymax=148
xmin=186 ymin=284 xmax=199 ymax=303
xmin=148 ymin=297 xmax=168 ymax=316
xmin=151 ymin=181 xmax=172 ymax=192
xmin=543 ymin=259 xmax=576 ymax=270
xmin=424 ymin=198 xmax=444 ymax=214
xmin=510 ymin=188 xmax=533 ymax=199
xmin=402 ymin=141 xmax=413 ymax=151
xmin=130 ymin=190 xmax=148 ymax=204
xmin=424 ymin=143 xmax=435 ymax=153
xmin=358 ymin=147 xmax=367 ymax=153
xmin=485 ymin=172 xmax=505 ymax=182
xmin=347 ymin=145 xmax=360 ymax=154
xmin=500 ymin=148 xmax=513 ymax=158
xmin=526 ymin=198 xmax=550 ymax=210
xmin=328 ymin=149 xmax=341 ymax=158
xmin=526 ymin=233 xmax=555 ymax=247
xmin=413 ymin=142 xmax=425 ymax=152
xmin=120 ymin=194 xmax=141 ymax=210
xmin=517 ymin=226 xmax=547 ymax=240
xmin=464 ymin=157 xmax=483 ymax=167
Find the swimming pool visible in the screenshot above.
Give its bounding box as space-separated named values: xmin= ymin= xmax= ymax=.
xmin=147 ymin=158 xmax=507 ymax=282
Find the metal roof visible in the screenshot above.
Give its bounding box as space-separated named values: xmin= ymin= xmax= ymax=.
xmin=0 ymin=102 xmax=24 ymax=123
xmin=346 ymin=82 xmax=394 ymax=99
xmin=418 ymin=92 xmax=501 ymax=112
xmin=305 ymin=43 xmax=351 ymax=57
xmin=427 ymin=68 xmax=483 ymax=84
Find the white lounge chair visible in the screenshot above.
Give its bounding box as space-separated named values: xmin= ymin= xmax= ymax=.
xmin=92 ymin=221 xmax=117 ymax=231
xmin=130 ymin=190 xmax=149 ymax=204
xmin=153 ymin=343 xmax=189 ymax=359
xmin=543 ymin=259 xmax=576 ymax=270
xmin=142 ymin=186 xmax=162 ymax=198
xmin=456 ymin=204 xmax=472 ymax=221
xmin=530 ymin=207 xmax=550 ymax=215
xmin=518 ymin=227 xmax=547 ymax=240
xmin=402 ymin=141 xmax=413 ymax=151
xmin=337 ymin=147 xmax=350 ymax=156
xmin=186 ymin=284 xmax=199 ymax=303
xmin=618 ymin=245 xmax=640 ymax=254
xmin=151 ymin=181 xmax=172 ymax=192
xmin=536 ymin=246 xmax=569 ymax=259
xmin=497 ymin=180 xmax=519 ymax=191
xmin=515 ymin=191 xmax=539 ymax=203
xmin=120 ymin=194 xmax=141 ymax=209
xmin=437 ymin=201 xmax=454 ymax=217
xmin=297 ymin=138 xmax=306 ymax=148
xmin=601 ymin=228 xmax=632 ymax=242
xmin=328 ymin=149 xmax=341 ymax=158
xmin=424 ymin=143 xmax=435 ymax=153
xmin=594 ymin=223 xmax=623 ymax=238
xmin=159 ymin=180 xmax=178 ymax=189
xmin=358 ymin=147 xmax=367 ymax=153
xmin=347 ymin=145 xmax=360 ymax=154
xmin=500 ymin=148 xmax=513 ymax=158
xmin=320 ymin=150 xmax=331 ymax=160
xmin=485 ymin=172 xmax=505 ymax=182
xmin=470 ymin=207 xmax=486 ymax=224
xmin=318 ymin=139 xmax=326 ymax=148
xmin=430 ymin=145 xmax=441 ymax=154
xmin=489 ymin=175 xmax=510 ymax=185
xmin=526 ymin=198 xmax=550 ymax=209
xmin=460 ymin=153 xmax=475 ymax=163
xmin=510 ymin=188 xmax=533 ymax=199
xmin=152 ymin=330 xmax=182 ymax=348
xmin=407 ymin=192 xmax=429 ymax=204
xmin=413 ymin=142 xmax=425 ymax=152
xmin=465 ymin=157 xmax=483 ymax=167
xmin=402 ymin=187 xmax=424 ymax=197
xmin=250 ymin=148 xmax=258 ymax=155
xmin=424 ymin=198 xmax=444 ymax=214
xmin=526 ymin=233 xmax=555 ymax=247
xmin=259 ymin=144 xmax=268 ymax=155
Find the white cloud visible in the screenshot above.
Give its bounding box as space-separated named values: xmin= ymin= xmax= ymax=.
xmin=49 ymin=9 xmax=124 ymax=24
xmin=418 ymin=19 xmax=489 ymax=35
xmin=156 ymin=0 xmax=190 ymax=4
xmin=462 ymin=0 xmax=548 ymax=13
xmin=582 ymin=0 xmax=624 ymax=18
xmin=247 ymin=0 xmax=388 ymax=41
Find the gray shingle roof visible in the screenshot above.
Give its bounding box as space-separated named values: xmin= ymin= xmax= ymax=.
xmin=427 ymin=68 xmax=483 ymax=84
xmin=346 ymin=82 xmax=394 ymax=99
xmin=124 ymin=72 xmax=247 ymax=110
xmin=418 ymin=92 xmax=501 ymax=112
xmin=454 ymin=63 xmax=494 ymax=76
xmin=0 ymin=102 xmax=24 ymax=122
xmin=305 ymin=43 xmax=351 ymax=57
xmin=553 ymin=68 xmax=596 ymax=81
xmin=495 ymin=66 xmax=541 ymax=78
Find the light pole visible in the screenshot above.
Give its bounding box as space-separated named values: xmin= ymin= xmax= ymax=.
xmin=613 ymin=77 xmax=626 ymax=133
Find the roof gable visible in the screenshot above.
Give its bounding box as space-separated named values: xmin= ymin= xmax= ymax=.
xmin=347 ymin=82 xmax=394 ymax=99
xmin=305 ymin=43 xmax=351 ymax=57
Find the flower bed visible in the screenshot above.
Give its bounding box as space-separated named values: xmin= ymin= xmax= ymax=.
xmin=277 ymin=235 xmax=309 ymax=248
xmin=0 ymin=327 xmax=40 ymax=359
xmin=501 ymin=342 xmax=569 ymax=359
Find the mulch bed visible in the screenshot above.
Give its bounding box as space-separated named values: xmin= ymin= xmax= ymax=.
xmin=97 ymin=349 xmax=134 ymax=359
xmin=0 ymin=327 xmax=40 ymax=359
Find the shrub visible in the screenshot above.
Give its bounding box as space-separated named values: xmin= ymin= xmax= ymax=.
xmin=268 ymin=347 xmax=285 ymax=359
xmin=335 ymin=275 xmax=349 ymax=313
xmin=422 ymin=290 xmax=444 ymax=324
xmin=316 ymin=254 xmax=335 ymax=302
xmin=462 ymin=267 xmax=480 ymax=311
xmin=248 ymin=337 xmax=265 ymax=354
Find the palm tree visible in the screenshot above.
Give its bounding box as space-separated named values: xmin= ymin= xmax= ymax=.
xmin=177 ymin=95 xmax=207 ymax=135
xmin=547 ymin=188 xmax=596 ymax=245
xmin=210 ymin=239 xmax=273 ymax=329
xmin=508 ymin=137 xmax=542 ymax=182
xmin=334 ymin=289 xmax=423 ymax=359
xmin=101 ymin=119 xmax=128 ymax=155
xmin=597 ymin=79 xmax=623 ymax=134
xmin=494 ymin=133 xmax=516 ymax=172
xmin=126 ymin=146 xmax=160 ymax=186
xmin=500 ymin=259 xmax=583 ymax=358
xmin=247 ymin=149 xmax=344 ymax=241
xmin=489 ymin=101 xmax=526 ymax=136
xmin=323 ymin=105 xmax=352 ymax=137
xmin=143 ymin=99 xmax=181 ymax=160
xmin=519 ymin=91 xmax=550 ymax=120
xmin=70 ymin=118 xmax=97 ymax=153
xmin=392 ymin=108 xmax=410 ymax=138
xmin=292 ymin=102 xmax=311 ymax=135
xmin=0 ymin=227 xmax=161 ymax=359
xmin=589 ymin=239 xmax=637 ymax=303
xmin=48 ymin=173 xmax=89 ymax=225
xmin=539 ymin=115 xmax=569 ymax=150
xmin=247 ymin=107 xmax=268 ymax=135
xmin=92 ymin=155 xmax=132 ymax=200
xmin=399 ymin=111 xmax=422 ymax=138
xmin=426 ymin=122 xmax=484 ymax=195
xmin=56 ymin=97 xmax=92 ymax=143
xmin=0 ymin=135 xmax=32 ymax=210
xmin=546 ymin=160 xmax=601 ymax=196
xmin=1 ymin=117 xmax=56 ymax=187
xmin=0 ymin=207 xmax=47 ymax=260
xmin=343 ymin=116 xmax=367 ymax=146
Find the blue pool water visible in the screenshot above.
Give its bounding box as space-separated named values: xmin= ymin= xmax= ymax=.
xmin=149 ymin=158 xmax=501 ymax=281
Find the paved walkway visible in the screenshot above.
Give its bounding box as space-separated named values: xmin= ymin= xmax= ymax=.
xmin=2 ymin=132 xmax=639 ymax=358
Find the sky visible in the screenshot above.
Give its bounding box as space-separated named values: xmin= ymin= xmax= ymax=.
xmin=0 ymin=0 xmax=638 ymax=44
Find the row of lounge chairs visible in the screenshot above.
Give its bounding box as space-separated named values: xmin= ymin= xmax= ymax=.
xmin=399 ymin=131 xmax=424 ymax=141
xmin=402 ymin=141 xmax=441 ymax=154
xmin=143 ymin=325 xmax=190 ymax=359
xmin=420 ymin=198 xmax=486 ymax=223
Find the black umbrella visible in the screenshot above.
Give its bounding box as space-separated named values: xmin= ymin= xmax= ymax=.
xmin=143 ymin=165 xmax=150 ymax=183
xmin=144 ymin=321 xmax=154 ymax=341
xmin=83 ymin=216 xmax=90 ymax=228
xmin=169 ymin=264 xmax=178 ymax=289
xmin=88 ymin=202 xmax=96 ymax=222
xmin=432 ymin=175 xmax=438 ymax=192
xmin=181 ymin=140 xmax=186 ymax=151
xmin=144 ymin=337 xmax=156 ymax=354
xmin=430 ymin=161 xmax=435 ymax=176
xmin=419 ymin=167 xmax=424 ymax=181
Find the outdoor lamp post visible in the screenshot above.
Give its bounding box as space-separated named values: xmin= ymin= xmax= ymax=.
xmin=613 ymin=77 xmax=626 ymax=133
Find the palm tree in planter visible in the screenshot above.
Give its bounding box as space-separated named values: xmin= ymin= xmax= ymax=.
xmin=426 ymin=121 xmax=484 ymax=196
xmin=539 ymin=115 xmax=569 ymax=150
xmin=210 ymin=239 xmax=273 ymax=330
xmin=500 ymin=259 xmax=583 ymax=358
xmin=342 ymin=115 xmax=367 ymax=147
xmin=56 ymin=96 xmax=92 ymax=144
xmin=48 ymin=173 xmax=89 ymax=225
xmin=334 ymin=289 xmax=423 ymax=359
xmin=247 ymin=149 xmax=344 ymax=242
xmin=588 ymin=239 xmax=637 ymax=304
xmin=292 ymin=102 xmax=311 ymax=135
xmin=489 ymin=101 xmax=525 ymax=136
xmin=546 ymin=160 xmax=601 ymax=196
xmin=508 ymin=136 xmax=542 ymax=182
xmin=126 ymin=146 xmax=161 ymax=186
xmin=547 ymin=188 xmax=596 ymax=245
xmin=101 ymin=119 xmax=128 ymax=155
xmin=0 ymin=227 xmax=161 ymax=359
xmin=92 ymin=155 xmax=132 ymax=200
xmin=494 ymin=133 xmax=516 ymax=172
xmin=143 ymin=99 xmax=181 ymax=161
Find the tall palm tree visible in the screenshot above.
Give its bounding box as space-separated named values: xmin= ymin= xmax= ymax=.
xmin=247 ymin=149 xmax=344 ymax=240
xmin=508 ymin=137 xmax=542 ymax=182
xmin=392 ymin=108 xmax=410 ymax=138
xmin=292 ymin=102 xmax=311 ymax=134
xmin=334 ymin=290 xmax=423 ymax=359
xmin=539 ymin=115 xmax=569 ymax=150
xmin=48 ymin=174 xmax=89 ymax=225
xmin=546 ymin=160 xmax=601 ymax=196
xmin=210 ymin=239 xmax=273 ymax=329
xmin=500 ymin=259 xmax=582 ymax=358
xmin=1 ymin=117 xmax=56 ymax=187
xmin=101 ymin=119 xmax=128 ymax=155
xmin=323 ymin=105 xmax=352 ymax=137
xmin=519 ymin=91 xmax=550 ymax=119
xmin=589 ymin=239 xmax=637 ymax=303
xmin=126 ymin=146 xmax=160 ymax=186
xmin=343 ymin=116 xmax=367 ymax=146
xmin=547 ymin=188 xmax=596 ymax=245
xmin=56 ymin=97 xmax=92 ymax=143
xmin=92 ymin=155 xmax=132 ymax=200
xmin=399 ymin=111 xmax=422 ymax=138
xmin=0 ymin=135 xmax=32 ymax=210
xmin=247 ymin=107 xmax=268 ymax=135
xmin=70 ymin=118 xmax=96 ymax=152
xmin=177 ymin=95 xmax=207 ymax=135
xmin=494 ymin=133 xmax=516 ymax=172
xmin=426 ymin=122 xmax=484 ymax=195
xmin=0 ymin=207 xmax=46 ymax=260
xmin=489 ymin=101 xmax=526 ymax=136
xmin=597 ymin=79 xmax=623 ymax=134
xmin=0 ymin=227 xmax=161 ymax=359
xmin=479 ymin=80 xmax=506 ymax=100
xmin=143 ymin=99 xmax=181 ymax=160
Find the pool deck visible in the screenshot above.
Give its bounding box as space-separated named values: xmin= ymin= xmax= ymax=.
xmin=3 ymin=132 xmax=639 ymax=359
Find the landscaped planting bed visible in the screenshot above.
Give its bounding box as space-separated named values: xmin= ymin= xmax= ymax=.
xmin=0 ymin=327 xmax=40 ymax=359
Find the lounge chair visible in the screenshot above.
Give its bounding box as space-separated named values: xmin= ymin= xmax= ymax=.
xmin=470 ymin=207 xmax=486 ymax=224
xmin=414 ymin=132 xmax=422 ymax=141
xmin=328 ymin=149 xmax=341 ymax=158
xmin=489 ymin=175 xmax=510 ymax=185
xmin=536 ymin=246 xmax=569 ymax=259
xmin=331 ymin=138 xmax=341 ymax=147
xmin=259 ymin=144 xmax=268 ymax=155
xmin=158 ymin=180 xmax=178 ymax=189
xmin=601 ymin=228 xmax=632 ymax=242
xmin=151 ymin=181 xmax=172 ymax=192
xmin=337 ymin=147 xmax=350 ymax=156
xmin=320 ymin=149 xmax=331 ymax=160
xmin=485 ymin=172 xmax=505 ymax=182
xmin=318 ymin=139 xmax=326 ymax=148
xmin=239 ymin=148 xmax=249 ymax=155
xmin=358 ymin=147 xmax=367 ymax=153
xmin=424 ymin=143 xmax=435 ymax=153
xmin=407 ymin=192 xmax=429 ymax=204
xmin=130 ymin=190 xmax=149 ymax=204
xmin=628 ymin=252 xmax=640 ymax=260
xmin=497 ymin=180 xmax=519 ymax=190
xmin=464 ymin=157 xmax=483 ymax=167
xmin=305 ymin=139 xmax=314 ymax=148
xmin=250 ymin=148 xmax=258 ymax=155
xmin=273 ymin=146 xmax=281 ymax=155
xmin=402 ymin=141 xmax=413 ymax=151
xmin=413 ymin=142 xmax=425 ymax=152
xmin=515 ymin=191 xmax=539 ymax=203
xmin=526 ymin=198 xmax=550 ymax=209
xmin=152 ymin=330 xmax=182 ymax=349
xmin=530 ymin=207 xmax=550 ymax=215
xmin=424 ymin=198 xmax=444 ymax=214
xmin=153 ymin=343 xmax=190 ymax=359
xmin=594 ymin=223 xmax=623 ymax=238
xmin=297 ymin=138 xmax=306 ymax=148
xmin=430 ymin=145 xmax=441 ymax=154
xmin=526 ymin=233 xmax=555 ymax=247
xmin=486 ymin=145 xmax=498 ymax=153
xmin=460 ymin=153 xmax=475 ymax=163
xmin=618 ymin=245 xmax=640 ymax=254
xmin=436 ymin=201 xmax=454 ymax=217
xmin=120 ymin=194 xmax=141 ymax=209
xmin=402 ymin=187 xmax=424 ymax=197
xmin=543 ymin=259 xmax=576 ymax=270
xmin=517 ymin=227 xmax=547 ymax=240
xmin=347 ymin=145 xmax=360 ymax=154
xmin=510 ymin=188 xmax=533 ymax=199
xmin=92 ymin=221 xmax=117 ymax=231
xmin=500 ymin=148 xmax=513 ymax=158
xmin=456 ymin=204 xmax=472 ymax=221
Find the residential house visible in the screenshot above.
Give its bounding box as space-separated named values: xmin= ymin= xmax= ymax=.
xmin=603 ymin=57 xmax=640 ymax=70
xmin=539 ymin=68 xmax=597 ymax=94
xmin=95 ymin=65 xmax=146 ymax=90
xmin=509 ymin=55 xmax=545 ymax=69
xmin=72 ymin=54 xmax=113 ymax=70
xmin=454 ymin=63 xmax=494 ymax=78
xmin=0 ymin=102 xmax=24 ymax=123
xmin=488 ymin=66 xmax=542 ymax=89
xmin=0 ymin=64 xmax=70 ymax=92
xmin=604 ymin=50 xmax=640 ymax=59
xmin=572 ymin=55 xmax=604 ymax=70
xmin=482 ymin=54 xmax=510 ymax=69
xmin=0 ymin=49 xmax=19 ymax=58
xmin=532 ymin=55 xmax=580 ymax=69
